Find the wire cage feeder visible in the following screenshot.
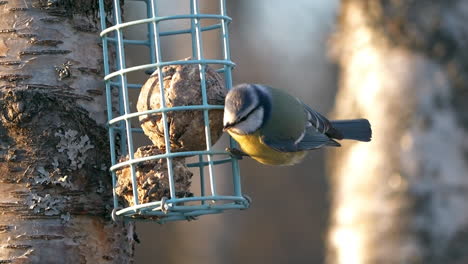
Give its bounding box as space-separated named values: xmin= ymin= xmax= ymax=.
xmin=98 ymin=0 xmax=250 ymax=223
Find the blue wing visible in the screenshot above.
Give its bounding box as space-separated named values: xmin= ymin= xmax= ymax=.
xmin=261 ymin=103 xmax=340 ymax=152
xmin=302 ymin=104 xmax=333 ymax=134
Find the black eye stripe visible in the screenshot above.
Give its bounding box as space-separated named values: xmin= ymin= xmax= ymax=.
xmin=251 ymin=85 xmax=271 ymax=127
xmin=236 ymin=103 xmax=261 ymax=124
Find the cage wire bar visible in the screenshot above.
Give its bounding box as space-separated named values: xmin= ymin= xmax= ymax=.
xmin=98 ymin=0 xmax=249 ymax=223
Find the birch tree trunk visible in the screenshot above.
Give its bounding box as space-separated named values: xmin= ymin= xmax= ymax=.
xmin=328 ymin=1 xmax=468 ymax=264
xmin=0 ymin=0 xmax=134 ymax=263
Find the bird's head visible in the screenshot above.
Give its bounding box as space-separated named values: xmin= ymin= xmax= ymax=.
xmin=223 ymin=84 xmax=272 ymax=135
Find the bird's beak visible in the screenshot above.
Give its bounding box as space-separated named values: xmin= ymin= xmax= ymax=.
xmin=223 ymin=123 xmax=232 ymax=132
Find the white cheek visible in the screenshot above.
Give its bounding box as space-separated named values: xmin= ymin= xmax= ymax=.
xmin=223 ymin=110 xmax=236 ymax=126
xmin=232 ymin=107 xmax=264 ymax=134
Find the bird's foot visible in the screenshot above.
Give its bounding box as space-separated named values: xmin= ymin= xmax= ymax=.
xmin=242 ymin=194 xmax=252 ymax=207
xmin=185 ymin=215 xmax=198 ymax=221
xmin=225 ymin=147 xmax=249 ymax=160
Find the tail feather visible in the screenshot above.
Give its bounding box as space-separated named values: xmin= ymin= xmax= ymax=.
xmin=328 ymin=119 xmax=372 ymax=142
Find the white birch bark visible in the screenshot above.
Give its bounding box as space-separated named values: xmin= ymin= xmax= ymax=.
xmin=0 ymin=0 xmax=135 ymax=263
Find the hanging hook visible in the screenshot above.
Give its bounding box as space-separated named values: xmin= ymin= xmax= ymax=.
xmin=111 ymin=207 xmax=124 ymax=222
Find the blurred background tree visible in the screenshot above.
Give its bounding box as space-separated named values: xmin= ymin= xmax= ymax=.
xmin=328 ymin=1 xmax=468 ymax=264
xmin=0 ymin=0 xmax=134 ymax=262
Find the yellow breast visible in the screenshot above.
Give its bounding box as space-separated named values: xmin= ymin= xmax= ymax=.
xmin=228 ymin=131 xmax=307 ymax=166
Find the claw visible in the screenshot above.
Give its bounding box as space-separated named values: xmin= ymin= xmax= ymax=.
xmin=226 ymin=147 xmax=249 ymax=160
xmin=185 ymin=216 xmax=198 ymax=221
xmin=242 ymin=194 xmax=252 ymax=206
xmin=236 ymin=194 xmax=251 ymax=209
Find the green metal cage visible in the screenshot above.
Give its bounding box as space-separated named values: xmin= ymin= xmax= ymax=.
xmin=98 ymin=0 xmax=249 ymax=223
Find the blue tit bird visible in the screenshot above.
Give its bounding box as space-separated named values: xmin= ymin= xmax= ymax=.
xmin=223 ymin=84 xmax=372 ymax=165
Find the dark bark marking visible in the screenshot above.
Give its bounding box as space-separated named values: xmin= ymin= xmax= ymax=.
xmin=73 ymin=24 xmax=98 ymax=33
xmin=4 ymin=244 xmax=32 ymax=249
xmin=19 ymin=50 xmax=71 ymax=56
xmin=0 ymin=74 xmax=31 ymax=82
xmin=15 ymin=234 xmax=64 ymax=240
xmin=29 ymin=39 xmax=63 ymax=47
xmin=78 ymin=67 xmax=100 ymax=75
xmin=0 ymin=29 xmax=16 ymax=34
xmin=19 ymin=215 xmax=61 ymax=220
xmin=86 ymin=89 xmax=103 ymax=96
xmin=0 ymin=61 xmax=21 ymax=66
xmin=8 ymin=7 xmax=28 ymax=12
xmin=45 ymin=9 xmax=68 ymax=17
xmin=25 ymin=83 xmax=70 ymax=90
xmin=40 ymin=17 xmax=63 ymax=23
xmin=17 ymin=33 xmax=37 ymax=39
xmin=35 ymin=0 xmax=121 ymax=19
